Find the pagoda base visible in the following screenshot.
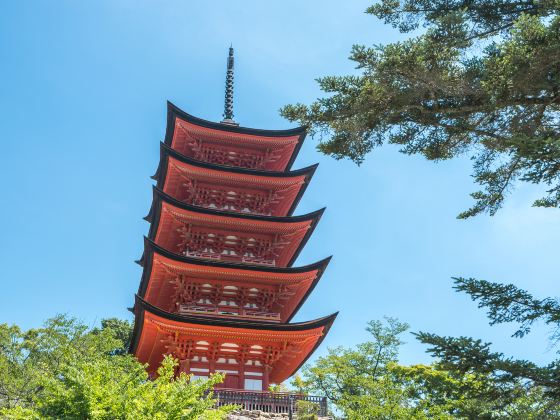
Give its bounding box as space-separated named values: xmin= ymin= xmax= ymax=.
xmin=227 ymin=410 xmax=331 ymax=420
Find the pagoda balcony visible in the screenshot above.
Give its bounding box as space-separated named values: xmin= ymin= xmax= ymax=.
xmin=180 ymin=189 xmax=279 ymax=216
xmin=182 ymin=247 xmax=277 ymax=266
xmin=213 ymin=389 xmax=327 ymax=416
xmin=177 ymin=303 xmax=281 ymax=322
xmin=137 ymin=239 xmax=331 ymax=324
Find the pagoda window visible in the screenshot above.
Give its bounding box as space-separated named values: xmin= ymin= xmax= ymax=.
xmin=171 ymin=279 xmax=286 ymax=321
xmin=172 ymin=165 xmax=301 ymax=215
xmin=244 ymin=360 xmax=263 ymax=367
xmin=178 ymin=227 xmax=282 ymax=266
xmin=174 ymin=172 xmax=285 ymax=215
xmin=195 ymin=341 xmax=210 ymax=351
xmin=223 ymin=286 xmax=238 ymax=295
xmin=245 ymin=371 xmax=263 ymax=377
xmin=217 ymin=369 xmax=239 ymax=375
xmin=187 ymin=141 xmax=270 ymax=170
xmin=190 ymin=368 xmax=209 ymax=374
xmin=222 ymin=343 xmax=239 ymax=349
xmin=196 ymin=299 xmax=212 ymax=305
xmin=244 ymin=378 xmax=263 ymax=391
xmin=219 ymin=311 xmax=236 ymax=316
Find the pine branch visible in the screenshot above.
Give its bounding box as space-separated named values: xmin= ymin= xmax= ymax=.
xmin=453 ymin=277 xmax=560 ymax=339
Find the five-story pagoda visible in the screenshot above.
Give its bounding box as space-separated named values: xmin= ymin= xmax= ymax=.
xmin=130 ymin=47 xmax=337 ymax=392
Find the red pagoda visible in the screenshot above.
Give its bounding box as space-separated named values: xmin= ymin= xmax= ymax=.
xmin=130 ymin=47 xmax=337 ymax=393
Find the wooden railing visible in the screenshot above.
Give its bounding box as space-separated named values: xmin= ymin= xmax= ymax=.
xmin=178 ymin=304 xmax=281 ymax=321
xmin=213 ymin=389 xmax=327 ymax=416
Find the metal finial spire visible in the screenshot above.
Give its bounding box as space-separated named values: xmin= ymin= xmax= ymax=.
xmin=221 ymin=46 xmax=238 ymax=125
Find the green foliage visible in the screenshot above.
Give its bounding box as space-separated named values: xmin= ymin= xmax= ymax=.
xmin=295 ymin=317 xmax=559 ymax=419
xmin=295 ymin=318 xmax=407 ymax=411
xmin=295 ymin=400 xmax=320 ymax=420
xmin=268 ymin=382 xmax=288 ymax=393
xmin=416 ymin=277 xmax=560 ymax=407
xmin=282 ymin=3 xmax=560 ymax=414
xmin=281 ymin=0 xmax=560 ymax=217
xmin=0 ymin=315 xmax=234 ymax=419
xmin=291 ymin=374 xmax=307 ymax=395
xmin=453 ymin=277 xmax=560 ymax=340
xmin=95 ymin=318 xmax=134 ymax=354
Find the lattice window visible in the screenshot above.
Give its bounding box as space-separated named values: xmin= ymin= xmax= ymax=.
xmin=171 ymin=159 xmax=303 ymax=216
xmin=162 ymin=334 xmax=289 ymax=370
xmin=178 ymin=226 xmax=285 ymax=266
xmin=187 ymin=185 xmax=277 ymax=215
xmin=188 ymin=139 xmax=268 ymax=169
xmin=172 ymin=279 xmax=286 ymax=321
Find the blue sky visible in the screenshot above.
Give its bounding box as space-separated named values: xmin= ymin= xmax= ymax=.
xmin=1 ymin=0 xmax=559 ymax=368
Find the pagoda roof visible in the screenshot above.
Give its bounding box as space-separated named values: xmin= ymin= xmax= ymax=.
xmin=130 ymin=295 xmax=337 ymax=383
xmin=154 ymin=142 xmax=318 ymax=181
xmin=137 ymin=237 xmax=331 ymax=322
xmin=164 ymin=102 xmax=307 ymax=171
xmin=152 ymin=142 xmax=318 ymax=216
xmin=146 ymin=187 xmax=324 ymax=267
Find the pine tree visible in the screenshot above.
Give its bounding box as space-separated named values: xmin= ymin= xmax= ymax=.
xmin=281 ymin=0 xmax=560 ymax=218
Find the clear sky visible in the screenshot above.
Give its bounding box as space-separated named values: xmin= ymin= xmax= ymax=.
xmin=1 ymin=0 xmax=559 ymax=368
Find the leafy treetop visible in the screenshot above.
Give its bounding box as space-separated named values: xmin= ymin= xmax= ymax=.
xmin=0 ymin=315 xmax=234 ymax=419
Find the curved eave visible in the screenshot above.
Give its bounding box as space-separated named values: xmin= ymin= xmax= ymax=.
xmin=145 ymin=187 xmax=324 ymax=267
xmin=136 ymin=237 xmax=332 ymax=322
xmin=130 ymin=295 xmax=337 ymax=381
xmin=164 ymin=101 xmax=307 ymax=170
xmin=130 ymin=294 xmax=337 ymax=352
xmin=146 ymin=186 xmax=324 ymax=224
xmin=137 ymin=237 xmax=332 ymax=273
xmin=153 ymin=142 xmax=318 ymax=179
xmin=152 ymin=142 xmax=318 ymax=216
